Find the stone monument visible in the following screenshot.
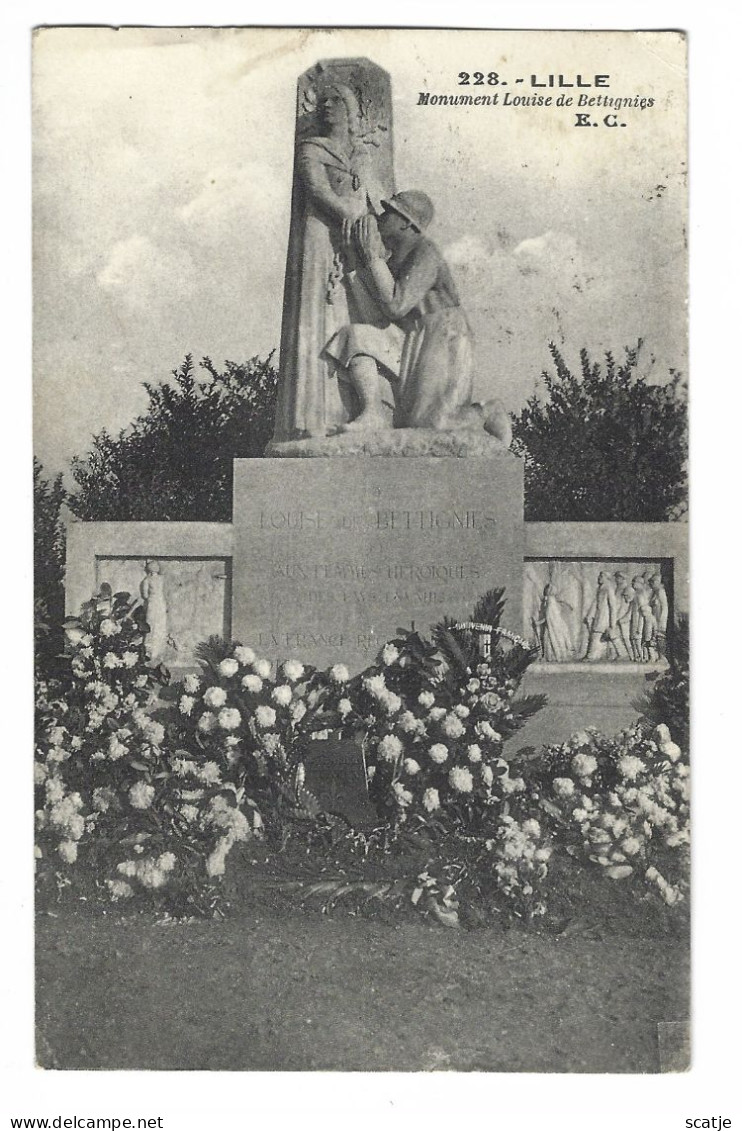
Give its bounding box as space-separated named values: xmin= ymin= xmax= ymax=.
xmin=231 ymin=57 xmax=523 ymax=672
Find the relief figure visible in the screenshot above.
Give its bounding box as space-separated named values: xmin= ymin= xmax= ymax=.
xmin=140 ymin=560 xmax=168 ymax=664
xmin=584 ymin=570 xmax=621 ymax=661
xmin=534 ymin=582 xmax=574 ymax=662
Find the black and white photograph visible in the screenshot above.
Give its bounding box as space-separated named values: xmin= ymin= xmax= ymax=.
xmin=28 ymin=24 xmax=693 ymax=1075
xmin=4 ymin=5 xmax=738 ymax=1120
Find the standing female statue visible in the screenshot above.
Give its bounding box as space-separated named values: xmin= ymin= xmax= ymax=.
xmin=272 ymin=63 xmax=395 ymax=443
xmin=535 ymin=582 xmax=574 ymax=662
xmin=140 ymin=560 xmax=168 ymax=664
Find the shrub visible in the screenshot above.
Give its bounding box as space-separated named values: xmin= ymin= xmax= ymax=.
xmin=69 ymin=354 xmax=278 ymax=521
xmin=511 ymin=343 xmax=688 ymax=521
xmin=34 ymin=459 xmax=66 ymax=676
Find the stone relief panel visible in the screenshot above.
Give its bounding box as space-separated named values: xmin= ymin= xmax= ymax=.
xmin=524 ymin=560 xmax=671 ymax=664
xmin=96 ymin=557 xmax=231 ymax=668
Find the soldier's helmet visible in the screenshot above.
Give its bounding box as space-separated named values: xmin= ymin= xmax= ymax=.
xmin=380 ymin=191 xmax=435 ymax=232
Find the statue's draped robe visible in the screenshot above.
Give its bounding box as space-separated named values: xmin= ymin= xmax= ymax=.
xmin=540 ymin=593 xmax=573 ymax=662
xmin=274 ymin=137 xmax=388 ymax=441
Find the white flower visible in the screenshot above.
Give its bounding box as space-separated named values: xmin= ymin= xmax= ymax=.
xmin=134 ymin=674 xmax=149 ymax=689
xmin=255 ymin=705 xmax=277 ymax=728
xmin=475 ymin=720 xmax=498 ymax=741
xmin=282 ymin=659 xmax=305 ymax=681
xmin=108 ymin=735 xmax=127 ymax=762
xmin=453 ymin=704 xmax=470 ymax=719
xmin=330 ymin=664 xmax=350 ymax=683
xmin=58 ymin=841 xmax=78 ymax=864
xmin=129 ymin=781 xmax=155 ymax=809
xmin=138 ymin=861 xmax=166 ymax=889
xmin=466 ymin=679 xmax=481 ymax=693
xmin=179 ymin=695 xmax=195 ymax=716
xmin=34 ymin=762 xmax=48 ymax=786
xmin=241 ymin=674 xmax=263 ymax=693
xmin=381 ymin=691 xmax=402 ymax=714
xmin=103 ymin=652 xmax=121 ymax=669
xmin=572 ymin=730 xmax=593 ymax=747
xmin=198 ymin=712 xmax=217 ymax=734
xmin=145 ymin=720 xmax=165 ymax=746
xmin=523 ymin=818 xmax=541 ymax=837
xmin=449 ymin=766 xmax=474 ymax=793
xmin=184 ymin=673 xmax=200 ymax=694
xmin=403 ymin=758 xmax=421 ymax=775
xmin=337 ymin=698 xmax=352 ymax=718
xmin=67 ymin=814 xmax=85 ymax=841
xmin=653 ymin=724 xmax=672 ymax=744
xmin=442 ymin=714 xmax=465 ymax=739
xmin=172 ymin=756 xmax=197 ymax=777
xmin=117 ymin=860 xmax=138 ymax=878
xmin=291 ymin=700 xmax=307 ymax=722
xmin=422 ymin=787 xmax=440 ymax=813
xmin=467 ymin=744 xmax=482 ymax=763
xmin=392 ymin=781 xmax=413 ymax=807
xmin=418 ymin=691 xmax=435 ymax=708
xmin=218 ymin=658 xmax=239 ymax=679
xmin=572 ymin=752 xmax=598 ymax=779
xmin=204 ymin=686 xmax=227 ymax=709
xmin=180 ymin=803 xmax=199 ymax=823
xmin=535 ymin=847 xmax=552 ymax=862
xmin=234 ymin=645 xmax=256 ymax=666
xmin=621 ymin=837 xmax=643 ymax=856
xmin=429 ymin=743 xmax=449 ymax=764
xmin=262 ymin=733 xmax=282 ymax=755
xmin=198 ymin=761 xmax=221 ymax=785
xmin=218 ymin=707 xmax=242 ymax=731
xmin=660 ymin=740 xmax=682 ymax=763
xmin=553 ymin=777 xmax=576 ymax=798
xmin=481 ymin=764 xmax=494 ymax=786
xmin=106 ymin=879 xmax=134 ymax=900
xmin=382 ymin=643 xmax=400 ymax=665
xmin=253 ymin=659 xmax=271 ymax=678
xmin=364 ymin=673 xmax=387 ymax=698
xmin=272 ymin=684 xmax=293 ymax=706
xmin=158 ymin=852 xmax=177 ymax=873
xmin=99 ymin=619 xmax=120 ymax=637
xmin=429 ymin=706 xmax=446 ymax=721
xmin=378 ymin=734 xmax=403 ymax=762
xmin=618 ymin=755 xmax=646 ymax=781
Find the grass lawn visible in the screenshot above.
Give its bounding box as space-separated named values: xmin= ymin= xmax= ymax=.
xmin=36 ymin=898 xmax=689 ymax=1073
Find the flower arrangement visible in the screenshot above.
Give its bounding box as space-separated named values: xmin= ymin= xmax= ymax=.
xmin=510 ymin=722 xmax=689 ymax=905
xmin=35 ymin=583 xmax=688 ymax=928
xmin=35 ymin=591 xmax=261 ymax=912
xmin=308 ymin=589 xmax=544 ymax=829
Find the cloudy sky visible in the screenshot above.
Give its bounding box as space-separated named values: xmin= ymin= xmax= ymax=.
xmin=33 ymin=27 xmax=687 ymax=474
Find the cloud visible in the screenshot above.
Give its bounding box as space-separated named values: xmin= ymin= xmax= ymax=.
xmin=97 ymin=235 xmax=196 ymax=308
xmin=178 ymin=161 xmax=288 ymax=240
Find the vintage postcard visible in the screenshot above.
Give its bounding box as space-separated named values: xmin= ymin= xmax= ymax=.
xmin=32 ymin=27 xmax=689 ymax=1074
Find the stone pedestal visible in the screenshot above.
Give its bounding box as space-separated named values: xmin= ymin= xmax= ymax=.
xmin=232 ymin=454 xmax=524 ymax=673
